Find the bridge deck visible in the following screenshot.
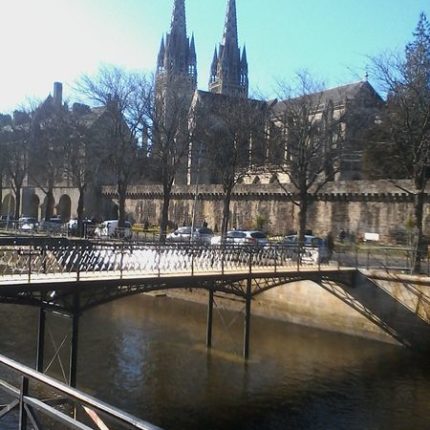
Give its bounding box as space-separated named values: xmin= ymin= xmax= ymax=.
xmin=0 ymin=264 xmax=354 ymax=287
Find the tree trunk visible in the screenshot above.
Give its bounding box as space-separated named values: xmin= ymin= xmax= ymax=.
xmin=14 ymin=185 xmax=21 ymax=220
xmin=297 ymin=191 xmax=308 ymax=244
xmin=221 ymin=187 xmax=232 ymax=238
xmin=77 ymin=186 xmax=85 ymax=237
xmin=118 ymin=182 xmax=127 ymax=229
xmin=160 ymin=190 xmax=170 ymax=243
xmin=413 ymin=190 xmax=425 ymax=273
xmin=44 ymin=188 xmax=55 ymax=221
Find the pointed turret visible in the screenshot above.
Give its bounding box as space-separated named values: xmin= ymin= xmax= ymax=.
xmin=240 ymin=46 xmax=248 ymax=89
xmin=189 ymin=34 xmax=196 ymax=64
xmin=189 ymin=34 xmax=197 ymax=85
xmin=209 ymin=47 xmax=219 ymax=84
xmin=209 ymin=0 xmax=248 ymax=97
xmin=157 ymin=37 xmax=166 ymax=71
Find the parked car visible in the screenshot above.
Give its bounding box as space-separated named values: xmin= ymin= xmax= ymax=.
xmin=210 ymin=230 xmax=269 ymax=247
xmin=94 ymin=220 xmax=132 ymax=239
xmin=39 ymin=217 xmax=65 ymax=234
xmin=18 ymin=217 xmax=39 ymax=232
xmin=67 ymin=218 xmax=95 ymax=237
xmin=279 ymin=234 xmax=331 ymax=263
xmin=166 ymin=226 xmax=214 ymax=245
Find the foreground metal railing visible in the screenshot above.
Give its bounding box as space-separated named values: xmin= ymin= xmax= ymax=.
xmin=0 ymin=353 xmax=162 ymax=430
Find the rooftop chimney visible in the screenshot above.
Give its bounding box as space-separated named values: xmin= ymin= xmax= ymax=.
xmin=53 ymin=82 xmax=63 ymax=108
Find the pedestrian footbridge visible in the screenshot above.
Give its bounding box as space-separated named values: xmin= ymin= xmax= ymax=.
xmin=0 ymin=237 xmax=429 ymax=429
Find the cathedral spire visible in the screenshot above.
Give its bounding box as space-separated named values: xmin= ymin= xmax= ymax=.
xmin=222 ymin=0 xmax=238 ymax=48
xmin=170 ymin=0 xmax=187 ymax=40
xmin=156 ymin=0 xmax=197 ymax=84
xmin=208 ymin=0 xmax=248 ymax=97
xmin=154 ymin=0 xmax=197 ymax=186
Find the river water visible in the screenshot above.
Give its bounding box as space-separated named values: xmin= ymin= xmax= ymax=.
xmin=1 ymin=293 xmax=430 ymax=429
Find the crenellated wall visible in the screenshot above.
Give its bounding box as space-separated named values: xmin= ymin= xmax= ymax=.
xmin=103 ymin=180 xmax=430 ymax=242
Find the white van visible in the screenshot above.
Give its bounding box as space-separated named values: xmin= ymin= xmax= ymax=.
xmin=95 ymin=220 xmax=132 ymax=239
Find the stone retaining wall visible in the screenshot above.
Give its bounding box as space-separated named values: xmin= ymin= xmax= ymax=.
xmin=162 ymin=270 xmax=430 ymax=349
xmin=104 ymin=180 xmax=430 ymax=243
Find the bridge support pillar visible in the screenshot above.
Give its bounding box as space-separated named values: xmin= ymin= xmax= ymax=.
xmin=69 ymin=293 xmax=80 ymax=388
xmin=243 ymin=278 xmax=252 ymax=360
xmin=206 ymin=288 xmax=214 ymax=349
xmin=36 ymin=307 xmax=46 ymax=373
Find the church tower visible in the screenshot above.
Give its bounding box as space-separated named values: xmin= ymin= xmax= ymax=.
xmin=156 ymin=0 xmax=197 ymax=93
xmin=154 ymin=0 xmax=197 ymax=185
xmin=209 ymin=0 xmax=248 ymax=97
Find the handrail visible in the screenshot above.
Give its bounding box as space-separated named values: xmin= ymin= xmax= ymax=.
xmin=0 ymin=238 xmax=423 ymax=283
xmin=0 ymin=353 xmax=163 ymax=430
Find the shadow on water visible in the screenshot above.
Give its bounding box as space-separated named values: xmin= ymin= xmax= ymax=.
xmin=0 ymin=294 xmax=430 ymax=429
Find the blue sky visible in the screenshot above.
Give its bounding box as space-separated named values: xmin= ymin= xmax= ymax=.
xmin=1 ymin=0 xmax=429 ymax=112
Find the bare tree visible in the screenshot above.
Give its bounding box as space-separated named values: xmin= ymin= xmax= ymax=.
xmin=369 ymin=12 xmax=430 ymax=271
xmin=62 ymin=105 xmax=102 ymax=235
xmin=191 ymin=92 xmax=269 ymax=236
xmin=3 ymin=111 xmax=31 ymax=219
xmin=0 ymin=114 xmax=13 ymax=215
xmin=30 ymin=105 xmax=69 ymax=221
xmin=76 ymin=65 xmax=150 ymax=230
xmin=269 ymin=72 xmax=344 ymax=242
xmin=149 ymin=75 xmax=196 ymax=241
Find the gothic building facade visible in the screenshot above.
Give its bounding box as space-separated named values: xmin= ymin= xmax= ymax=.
xmin=155 ymin=0 xmax=383 ymax=188
xmin=154 ymin=0 xmax=252 ymax=185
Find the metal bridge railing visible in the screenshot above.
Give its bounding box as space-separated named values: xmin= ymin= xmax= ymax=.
xmin=0 ymin=242 xmax=342 ymax=283
xmin=0 ymin=353 xmax=162 ymax=430
xmin=0 ymin=240 xmax=423 ymax=283
xmin=335 ymin=244 xmax=424 ymax=274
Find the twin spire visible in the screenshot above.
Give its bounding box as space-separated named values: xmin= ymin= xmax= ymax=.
xmin=157 ymin=0 xmax=197 ymax=87
xmin=209 ymin=0 xmax=248 ymax=97
xmin=156 ymin=0 xmax=248 ymax=97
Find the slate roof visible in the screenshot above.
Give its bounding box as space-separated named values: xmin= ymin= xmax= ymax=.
xmin=273 ymin=80 xmax=384 ymax=115
xmin=191 ymin=89 xmax=269 ymax=112
xmin=75 ymin=106 xmax=107 ymax=127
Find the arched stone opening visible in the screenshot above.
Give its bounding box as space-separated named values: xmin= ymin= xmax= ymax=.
xmin=22 ymin=194 xmax=40 ymax=219
xmin=424 ymin=215 xmax=430 ymax=237
xmin=58 ymin=195 xmax=72 ymax=222
xmin=1 ymin=194 xmax=15 ymax=217
xmin=269 ymin=174 xmax=278 ymax=184
xmin=30 ymin=194 xmax=40 ymax=219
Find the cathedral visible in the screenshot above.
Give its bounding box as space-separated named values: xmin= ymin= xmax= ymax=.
xmin=154 ymin=0 xmax=383 ymax=187
xmin=156 ymin=0 xmax=248 ymax=100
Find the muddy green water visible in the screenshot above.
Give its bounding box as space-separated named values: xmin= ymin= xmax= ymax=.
xmin=0 ymin=294 xmax=429 ymax=429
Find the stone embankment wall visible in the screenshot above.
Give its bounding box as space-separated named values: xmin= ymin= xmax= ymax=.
xmin=104 ymin=179 xmax=430 ymax=242
xmin=252 ymin=270 xmax=430 ymax=348
xmin=163 ymin=270 xmax=430 ymax=349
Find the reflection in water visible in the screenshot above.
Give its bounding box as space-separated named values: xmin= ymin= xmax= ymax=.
xmin=0 ymin=294 xmax=430 ymax=429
